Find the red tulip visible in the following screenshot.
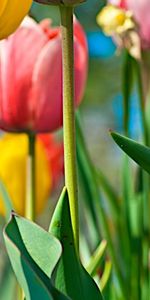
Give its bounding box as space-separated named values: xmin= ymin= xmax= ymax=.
xmin=0 ymin=17 xmax=88 ymax=133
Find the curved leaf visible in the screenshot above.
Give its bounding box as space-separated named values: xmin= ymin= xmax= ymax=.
xmin=111 ymin=131 xmax=150 ymax=174
xmin=4 ymin=213 xmax=69 ymax=300
xmin=49 ymin=187 xmax=104 ymax=300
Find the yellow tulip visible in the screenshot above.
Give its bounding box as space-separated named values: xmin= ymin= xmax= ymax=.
xmin=0 ymin=134 xmax=51 ymax=216
xmin=97 ymin=5 xmax=134 ymax=36
xmin=0 ymin=0 xmax=32 ymax=39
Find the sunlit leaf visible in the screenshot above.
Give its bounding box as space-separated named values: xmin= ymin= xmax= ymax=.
xmin=4 ymin=213 xmax=69 ymax=300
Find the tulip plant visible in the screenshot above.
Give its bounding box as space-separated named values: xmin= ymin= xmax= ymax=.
xmin=0 ymin=1 xmax=150 ymax=300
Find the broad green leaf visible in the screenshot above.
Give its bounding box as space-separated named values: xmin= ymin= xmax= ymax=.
xmin=49 ymin=187 xmax=104 ymax=300
xmin=111 ymin=132 xmax=150 ymax=174
xmin=4 ymin=214 xmax=69 ymax=300
xmin=13 ymin=214 xmax=62 ymax=278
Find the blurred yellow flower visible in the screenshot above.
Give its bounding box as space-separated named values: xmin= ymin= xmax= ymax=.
xmin=97 ymin=5 xmax=134 ymax=36
xmin=0 ymin=134 xmax=51 ymax=216
xmin=0 ymin=0 xmax=32 ymax=39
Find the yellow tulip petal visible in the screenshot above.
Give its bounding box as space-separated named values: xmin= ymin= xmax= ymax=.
xmin=0 ymin=134 xmax=51 ymax=216
xmin=0 ymin=0 xmax=32 ymax=39
xmin=0 ymin=0 xmax=7 ymax=18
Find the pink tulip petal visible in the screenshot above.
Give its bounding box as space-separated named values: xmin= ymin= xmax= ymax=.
xmin=127 ymin=0 xmax=150 ymax=47
xmin=0 ymin=26 xmax=48 ymax=131
xmin=31 ymin=36 xmax=62 ymax=132
xmin=31 ymin=25 xmax=87 ymax=132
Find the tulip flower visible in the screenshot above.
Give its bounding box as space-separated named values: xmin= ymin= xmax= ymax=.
xmin=0 ymin=133 xmax=63 ymax=216
xmin=97 ymin=2 xmax=142 ymax=59
xmin=0 ymin=16 xmax=88 ymax=133
xmin=0 ymin=0 xmax=32 ymax=40
xmin=123 ymin=0 xmax=150 ymax=49
xmin=108 ymin=0 xmax=150 ymax=49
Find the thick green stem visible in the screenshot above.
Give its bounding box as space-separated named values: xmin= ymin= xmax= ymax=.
xmin=25 ymin=134 xmax=36 ymax=221
xmin=60 ymin=6 xmax=79 ymax=252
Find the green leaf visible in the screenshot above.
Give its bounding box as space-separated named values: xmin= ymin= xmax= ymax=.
xmin=111 ymin=131 xmax=150 ymax=174
xmin=99 ymin=260 xmax=112 ymax=292
xmin=86 ymin=240 xmax=107 ymax=277
xmin=76 ymin=114 xmax=126 ymax=297
xmin=0 ymin=181 xmax=13 ymax=220
xmin=13 ymin=214 xmax=62 ymax=278
xmin=49 ymin=187 xmax=104 ymax=300
xmin=76 ymin=117 xmax=100 ymax=236
xmin=0 ymin=260 xmax=17 ymax=300
xmin=122 ymin=51 xmax=134 ymax=134
xmin=4 ymin=213 xmax=69 ymax=300
xmin=95 ymin=169 xmax=120 ymax=221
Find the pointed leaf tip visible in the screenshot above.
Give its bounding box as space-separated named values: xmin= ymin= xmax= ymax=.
xmin=111 ymin=131 xmax=150 ymax=174
xmin=49 ymin=187 xmax=104 ymax=300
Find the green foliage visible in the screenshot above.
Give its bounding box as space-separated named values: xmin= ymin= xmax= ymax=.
xmin=111 ymin=131 xmax=150 ymax=174
xmin=0 ymin=261 xmax=17 ymax=300
xmin=122 ymin=52 xmax=134 ymax=134
xmin=3 ymin=213 xmax=69 ymax=300
xmin=0 ymin=181 xmax=13 ymax=220
xmin=49 ymin=187 xmax=104 ymax=300
xmin=86 ymin=240 xmax=107 ymax=277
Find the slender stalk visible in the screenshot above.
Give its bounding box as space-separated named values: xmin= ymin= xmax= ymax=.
xmin=134 ymin=59 xmax=150 ymax=300
xmin=25 ymin=133 xmax=36 ymax=221
xmin=134 ymin=60 xmax=149 ymax=145
xmin=60 ymin=6 xmax=79 ymax=252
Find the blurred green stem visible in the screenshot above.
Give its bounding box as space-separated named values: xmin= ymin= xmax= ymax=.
xmin=134 ymin=59 xmax=150 ymax=300
xmin=60 ymin=5 xmax=79 ymax=253
xmin=25 ymin=133 xmax=36 ymax=221
xmin=134 ymin=60 xmax=149 ymax=145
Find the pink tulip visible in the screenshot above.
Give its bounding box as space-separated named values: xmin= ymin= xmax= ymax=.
xmin=111 ymin=0 xmax=150 ymax=48
xmin=0 ymin=17 xmax=88 ymax=133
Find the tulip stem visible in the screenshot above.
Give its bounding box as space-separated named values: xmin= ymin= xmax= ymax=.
xmin=60 ymin=5 xmax=79 ymax=253
xmin=25 ymin=133 xmax=36 ymax=221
